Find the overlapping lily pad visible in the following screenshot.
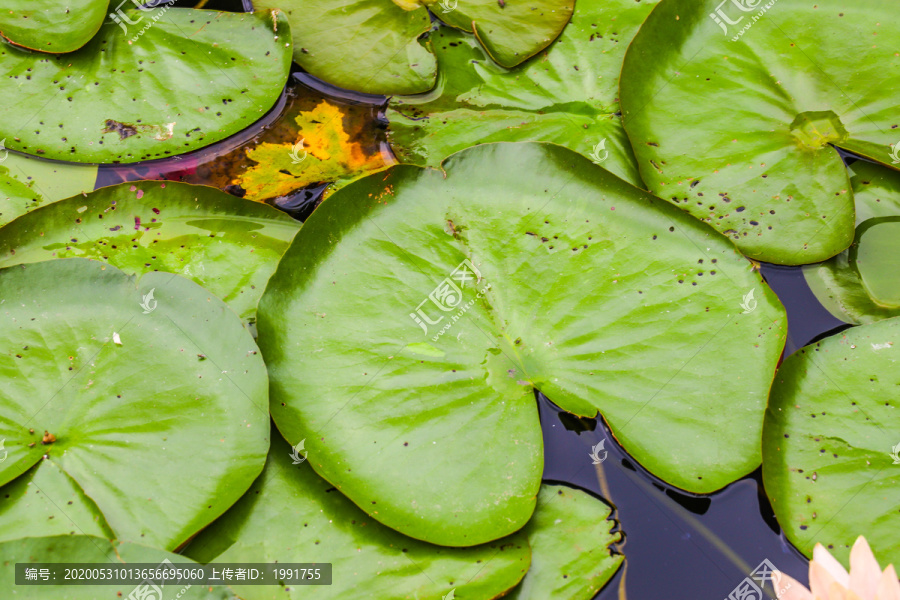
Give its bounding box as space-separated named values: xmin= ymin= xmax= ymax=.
xmin=762 ymin=319 xmax=900 ymax=566
xmin=620 ymin=0 xmax=900 ymax=264
xmin=185 ymin=432 xmax=532 ymax=600
xmin=507 ymin=485 xmax=622 ymax=600
xmin=0 ymin=0 xmax=108 ymax=53
xmin=0 ymin=9 xmax=292 ymax=163
xmin=0 ymin=181 xmax=300 ymax=322
xmin=252 ymin=0 xmax=573 ymax=95
xmin=0 ymin=258 xmax=270 ymax=550
xmin=804 ymin=161 xmax=900 ymax=324
xmin=387 ymin=0 xmax=657 ymax=187
xmin=256 ymin=142 xmax=787 ymax=546
xmin=0 ymin=536 xmax=233 ymax=599
xmin=0 ymin=151 xmax=97 ymax=226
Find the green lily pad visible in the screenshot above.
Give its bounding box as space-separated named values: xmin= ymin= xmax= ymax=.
xmin=425 ymin=0 xmax=574 ymax=69
xmin=0 ymin=151 xmax=98 ymax=226
xmin=0 ymin=258 xmax=269 ymax=550
xmin=0 ymin=181 xmax=300 ymax=323
xmin=762 ymin=318 xmax=900 ymax=567
xmin=804 ymin=161 xmax=900 ymax=324
xmin=619 ymin=0 xmax=900 ymax=264
xmin=387 ymin=0 xmax=657 ymax=188
xmin=0 ymin=8 xmax=292 ymax=163
xmin=0 ymin=0 xmax=108 ymax=53
xmin=252 ymin=0 xmax=573 ymax=96
xmin=256 ymin=142 xmax=787 ymax=546
xmin=185 ymin=431 xmax=531 ymax=600
xmin=507 ymin=485 xmax=622 ymax=600
xmin=252 ymin=0 xmax=437 ymax=95
xmin=0 ymin=536 xmax=233 ymax=599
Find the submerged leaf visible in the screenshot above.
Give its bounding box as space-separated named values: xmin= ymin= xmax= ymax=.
xmin=236 ymin=101 xmax=387 ymax=201
xmin=804 ymin=161 xmax=900 ymax=324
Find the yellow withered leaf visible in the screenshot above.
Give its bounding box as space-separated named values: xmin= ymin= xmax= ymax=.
xmin=236 ymin=101 xmax=386 ymax=202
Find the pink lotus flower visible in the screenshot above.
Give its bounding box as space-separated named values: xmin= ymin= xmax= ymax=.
xmin=776 ymin=537 xmax=899 ymax=600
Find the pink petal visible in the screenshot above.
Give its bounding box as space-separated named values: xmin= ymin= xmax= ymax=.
xmin=814 ymin=543 xmax=851 ymax=588
xmin=876 ymin=565 xmax=900 ymax=600
xmin=849 ymin=537 xmax=881 ymax=600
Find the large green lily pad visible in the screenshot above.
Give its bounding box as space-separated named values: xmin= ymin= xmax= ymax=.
xmin=252 ymin=0 xmax=572 ymax=95
xmin=0 ymin=151 xmax=97 ymax=227
xmin=387 ymin=0 xmax=657 ymax=188
xmin=186 ymin=431 xmax=532 ymax=600
xmin=620 ymin=0 xmax=900 ymax=264
xmin=762 ymin=318 xmax=900 ymax=567
xmin=0 ymin=8 xmax=292 ymax=163
xmin=0 ymin=536 xmax=233 ymax=599
xmin=507 ymin=485 xmax=622 ymax=600
xmin=804 ymin=161 xmax=900 ymax=324
xmin=0 ymin=0 xmax=108 ymax=53
xmin=256 ymin=142 xmax=787 ymax=546
xmin=0 ymin=181 xmax=300 ymax=323
xmin=0 ymin=258 xmax=269 ymax=550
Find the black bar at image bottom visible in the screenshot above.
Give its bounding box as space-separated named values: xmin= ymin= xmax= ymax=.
xmin=14 ymin=562 xmax=332 ymax=586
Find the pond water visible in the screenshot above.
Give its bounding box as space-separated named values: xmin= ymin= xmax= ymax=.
xmin=91 ymin=2 xmax=863 ymax=597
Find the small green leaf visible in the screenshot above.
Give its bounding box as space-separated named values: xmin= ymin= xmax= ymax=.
xmin=507 ymin=485 xmax=622 ymax=600
xmin=251 ymin=0 xmax=437 ymax=95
